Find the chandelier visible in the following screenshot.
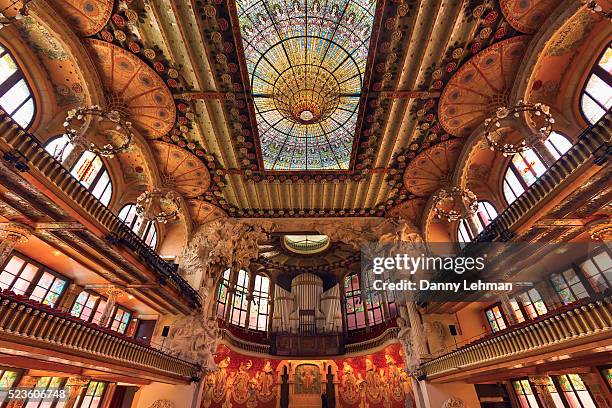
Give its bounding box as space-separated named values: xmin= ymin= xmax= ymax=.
xmin=136 ymin=189 xmax=181 ymax=224
xmin=63 ymin=105 xmax=134 ymax=157
xmin=582 ymin=1 xmax=612 ymax=20
xmin=432 ymin=187 xmax=478 ymax=222
xmin=0 ymin=0 xmax=31 ymax=26
xmin=483 ymin=101 xmax=554 ymax=157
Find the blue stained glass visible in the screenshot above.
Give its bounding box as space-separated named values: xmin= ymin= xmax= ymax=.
xmin=237 ymin=0 xmax=376 ymax=170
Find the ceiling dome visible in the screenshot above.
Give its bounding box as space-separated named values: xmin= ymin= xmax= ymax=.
xmin=283 ymin=234 xmax=330 ymax=254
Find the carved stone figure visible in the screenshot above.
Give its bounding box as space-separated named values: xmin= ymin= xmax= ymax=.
xmin=163 ymin=311 xmax=219 ymax=372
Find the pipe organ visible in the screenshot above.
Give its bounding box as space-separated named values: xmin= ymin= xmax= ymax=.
xmin=272 ymin=273 xmax=342 ymax=334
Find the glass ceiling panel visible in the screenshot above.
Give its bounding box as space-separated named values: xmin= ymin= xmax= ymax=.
xmin=237 ymin=0 xmax=376 ymax=170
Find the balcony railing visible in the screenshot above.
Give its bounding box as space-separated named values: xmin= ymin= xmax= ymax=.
xmin=0 ymin=290 xmax=199 ymax=382
xmin=219 ymin=328 xmax=271 ymax=354
xmin=473 ymin=112 xmax=610 ymax=243
xmin=0 ymin=111 xmax=200 ymax=308
xmin=420 ymin=296 xmax=612 ymax=379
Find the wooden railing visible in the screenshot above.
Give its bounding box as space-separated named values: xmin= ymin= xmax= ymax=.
xmin=0 ymin=290 xmax=200 ymax=382
xmin=420 ymin=297 xmax=612 ymax=379
xmin=0 ymin=111 xmax=200 ymax=308
xmin=473 ymin=112 xmax=610 ymax=243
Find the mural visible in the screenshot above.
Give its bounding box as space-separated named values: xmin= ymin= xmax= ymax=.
xmin=201 ymin=343 xmax=414 ymax=408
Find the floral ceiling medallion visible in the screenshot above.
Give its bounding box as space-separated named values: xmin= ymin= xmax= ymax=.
xmin=237 ymin=0 xmax=376 ymax=171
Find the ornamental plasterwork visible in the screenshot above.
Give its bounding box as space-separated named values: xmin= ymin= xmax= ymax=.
xmin=147 ymin=400 xmax=176 ymax=408
xmin=442 ymin=397 xmax=465 ymax=408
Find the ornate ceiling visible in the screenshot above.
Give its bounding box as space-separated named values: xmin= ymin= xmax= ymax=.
xmin=31 ymin=0 xmax=600 ymax=223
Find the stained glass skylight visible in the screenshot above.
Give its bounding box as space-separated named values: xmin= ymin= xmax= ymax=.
xmin=237 ymin=0 xmax=376 ymax=170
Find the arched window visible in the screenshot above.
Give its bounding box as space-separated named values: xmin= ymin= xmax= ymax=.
xmin=502 ymin=132 xmax=572 ymax=204
xmin=581 ymin=45 xmax=611 ymax=124
xmin=248 ymin=274 xmax=270 ymax=331
xmin=44 ymin=136 xmax=112 ymax=206
xmin=0 ymin=44 xmax=35 ymax=128
xmin=118 ymin=203 xmax=158 ymax=249
xmin=344 ymin=273 xmax=365 ymax=330
xmin=458 ymin=201 xmax=499 ymax=244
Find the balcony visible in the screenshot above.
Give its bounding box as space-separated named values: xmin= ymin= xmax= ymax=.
xmin=0 ymin=111 xmax=200 ymax=310
xmin=0 ymin=289 xmax=199 ymax=384
xmin=420 ymin=297 xmax=612 ymax=382
xmin=472 ymin=111 xmax=610 ymax=243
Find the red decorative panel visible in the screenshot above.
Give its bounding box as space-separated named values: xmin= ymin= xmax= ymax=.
xmin=201 ymin=343 xmax=414 ymax=408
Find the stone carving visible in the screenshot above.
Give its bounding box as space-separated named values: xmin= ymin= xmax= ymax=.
xmin=164 ymin=311 xmax=219 ymax=373
xmin=148 ymin=400 xmax=176 ymax=408
xmin=423 ymin=321 xmax=446 ymax=346
xmin=442 ymin=397 xmax=465 ymax=408
xmin=179 ymin=219 xmax=273 ymax=306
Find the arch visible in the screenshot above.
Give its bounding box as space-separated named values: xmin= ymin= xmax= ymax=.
xmin=117 ymin=203 xmax=159 ymax=250
xmin=457 ymin=201 xmax=499 ymax=244
xmin=580 ymin=44 xmax=612 ymax=125
xmin=502 ymin=132 xmax=572 ymax=205
xmin=44 ymin=135 xmax=113 ymax=206
xmin=0 ymin=42 xmax=35 ymax=128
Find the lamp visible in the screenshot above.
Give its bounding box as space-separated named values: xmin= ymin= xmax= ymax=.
xmin=432 ymin=187 xmax=478 ymax=222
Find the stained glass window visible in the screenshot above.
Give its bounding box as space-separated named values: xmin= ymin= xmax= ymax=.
xmin=579 ymin=249 xmax=611 ymax=293
xmin=556 ymin=374 xmax=597 ymax=408
xmin=344 ymin=273 xmax=365 ymax=330
xmin=110 ymin=307 xmax=131 ymax=334
xmin=237 ymin=0 xmax=376 ymax=170
xmin=503 ymin=132 xmax=572 ymax=204
xmin=44 ymin=136 xmax=113 ymax=206
xmin=118 ymin=203 xmax=158 ymax=250
xmin=0 ymin=368 xmax=20 ymax=404
xmin=71 ymin=291 xmax=108 ymax=326
xmin=249 ymin=274 xmax=270 ymax=331
xmin=484 ymin=305 xmax=507 ymax=333
xmin=363 ymin=269 xmax=384 ymax=325
xmin=23 ymin=377 xmax=67 ymax=408
xmin=550 ymin=268 xmax=589 ymax=305
xmin=0 ymin=44 xmax=35 ymax=128
xmin=512 ymin=380 xmax=540 ymax=408
xmin=581 ymin=45 xmax=611 ymax=125
xmin=0 ymin=253 xmax=67 ymax=306
xmin=75 ymin=381 xmax=106 ymax=408
xmin=517 ymin=288 xmax=548 ymax=319
xmin=457 ymin=201 xmax=498 ymax=244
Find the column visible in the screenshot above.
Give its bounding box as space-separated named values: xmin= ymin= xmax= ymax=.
xmin=99 ymin=287 xmax=124 ymax=327
xmin=529 ymin=376 xmax=558 ymax=408
xmin=57 ymin=283 xmax=84 ymax=313
xmin=498 ymin=292 xmax=518 ymax=326
xmin=62 ymin=376 xmax=90 ymax=408
xmin=406 ymin=301 xmax=428 ymax=359
xmin=126 ymin=313 xmax=139 ymax=338
xmin=0 ymin=222 xmax=32 ymax=266
xmin=61 ymin=135 xmax=88 ymax=170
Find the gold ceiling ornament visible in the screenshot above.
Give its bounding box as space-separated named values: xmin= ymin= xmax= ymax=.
xmin=273 ymin=66 xmax=340 ymax=125
xmin=136 ymin=189 xmax=182 ymax=224
xmin=0 ymin=222 xmax=33 ymax=243
xmin=432 ymin=187 xmax=478 ymax=222
xmin=63 ymin=105 xmax=134 ymax=158
xmin=0 ymin=0 xmax=32 ymax=26
xmin=582 ymin=0 xmax=612 ymax=21
xmin=483 ymin=100 xmax=555 ymax=157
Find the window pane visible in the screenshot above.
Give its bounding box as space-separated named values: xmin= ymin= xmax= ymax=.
xmin=72 ymin=152 xmax=102 ymax=188
xmin=582 ymin=94 xmax=606 ymax=124
xmin=0 ymin=79 xmax=30 ymax=113
xmin=0 ymin=52 xmax=18 ymax=83
xmin=503 ymin=168 xmax=524 ymax=204
xmin=45 ymin=136 xmax=74 ymax=162
xmin=12 ymin=98 xmax=34 ymax=128
xmin=585 ymin=74 xmax=612 ymax=109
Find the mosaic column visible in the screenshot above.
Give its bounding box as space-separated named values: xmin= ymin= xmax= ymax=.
xmin=60 ymin=134 xmax=89 ymax=170
xmin=498 ymin=292 xmax=518 ymax=326
xmin=529 ymin=376 xmax=558 ymax=408
xmin=57 ymin=283 xmax=84 ymax=313
xmin=579 ymin=372 xmax=612 ymax=408
xmin=0 ymin=222 xmax=32 ymax=267
xmin=99 ymin=287 xmax=124 ymax=327
xmin=62 ymin=377 xmax=91 ymax=408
